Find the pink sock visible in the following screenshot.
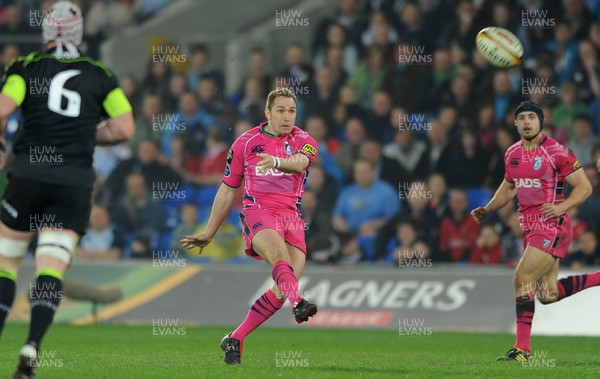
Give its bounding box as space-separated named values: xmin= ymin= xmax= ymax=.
xmin=231 ymin=289 xmax=284 ymax=342
xmin=272 ymin=260 xmax=302 ymax=307
xmin=514 ymin=291 xmax=535 ymax=354
xmin=557 ymin=270 xmax=600 ymax=300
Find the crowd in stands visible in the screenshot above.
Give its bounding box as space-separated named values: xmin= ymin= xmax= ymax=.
xmin=3 ymin=0 xmax=600 ymax=268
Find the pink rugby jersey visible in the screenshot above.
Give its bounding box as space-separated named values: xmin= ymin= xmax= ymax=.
xmin=504 ymin=134 xmax=581 ymax=215
xmin=223 ymin=122 xmax=318 ymax=212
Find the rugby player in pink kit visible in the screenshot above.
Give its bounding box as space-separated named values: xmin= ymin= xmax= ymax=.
xmin=471 ymin=101 xmax=600 ymax=362
xmin=181 ymin=87 xmax=318 ymax=364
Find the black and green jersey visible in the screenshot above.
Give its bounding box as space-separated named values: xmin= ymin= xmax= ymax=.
xmin=0 ymin=49 xmax=132 ymax=189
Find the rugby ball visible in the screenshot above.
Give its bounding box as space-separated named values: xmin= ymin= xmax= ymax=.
xmin=475 ymin=26 xmax=523 ymax=68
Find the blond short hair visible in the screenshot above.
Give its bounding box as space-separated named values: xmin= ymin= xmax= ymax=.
xmin=266 ymin=87 xmax=297 ymax=111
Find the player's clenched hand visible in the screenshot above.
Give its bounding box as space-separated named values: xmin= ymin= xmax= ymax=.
xmin=470 ymin=207 xmax=488 ymax=224
xmin=256 ymin=153 xmax=276 ymax=174
xmin=180 ymin=233 xmax=212 ymax=254
xmin=540 ymin=203 xmax=563 ymax=219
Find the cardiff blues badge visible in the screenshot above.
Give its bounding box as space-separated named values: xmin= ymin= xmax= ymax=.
xmin=533 ymin=156 xmax=543 ymax=170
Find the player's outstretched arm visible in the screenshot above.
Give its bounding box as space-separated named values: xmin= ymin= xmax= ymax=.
xmin=96 ymin=112 xmax=135 ymax=146
xmin=180 ymin=183 xmax=239 ymax=252
xmin=540 ymin=169 xmax=592 ymax=218
xmin=256 ymin=153 xmax=309 ymax=174
xmin=471 ymin=179 xmax=516 ymax=223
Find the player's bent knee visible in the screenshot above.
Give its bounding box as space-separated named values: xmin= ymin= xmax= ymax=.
xmin=36 ymin=231 xmax=78 ymax=264
xmin=0 ymin=237 xmax=29 ymax=259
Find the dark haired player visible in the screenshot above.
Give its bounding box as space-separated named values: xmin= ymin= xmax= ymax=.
xmin=0 ymin=2 xmax=134 ymax=377
xmin=182 ymin=87 xmax=318 ymax=365
xmin=471 ymin=101 xmax=600 ymax=362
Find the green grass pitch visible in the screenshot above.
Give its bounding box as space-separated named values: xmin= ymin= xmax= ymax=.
xmin=0 ymin=324 xmax=598 ymax=378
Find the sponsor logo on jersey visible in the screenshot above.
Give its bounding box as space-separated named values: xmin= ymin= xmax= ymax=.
xmin=543 ymin=239 xmax=551 ymax=249
xmin=252 ymin=221 xmax=263 ymax=230
xmin=514 ymin=178 xmax=541 ymax=188
xmin=226 ymin=148 xmax=233 ymax=164
xmin=533 ymin=156 xmax=543 ymax=170
xmin=573 ymin=159 xmax=581 ymax=171
xmin=299 ymin=143 xmax=316 ymax=156
xmin=254 ymin=166 xmax=293 ymax=176
xmin=251 ymin=145 xmax=265 ymax=154
xmin=510 ymin=158 xmax=519 ymax=166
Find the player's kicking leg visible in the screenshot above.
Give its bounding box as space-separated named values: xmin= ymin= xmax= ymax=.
xmin=221 ymin=230 xmax=316 ymax=365
xmin=497 ymin=245 xmax=556 ymax=362
xmin=13 ymin=229 xmax=77 ymax=379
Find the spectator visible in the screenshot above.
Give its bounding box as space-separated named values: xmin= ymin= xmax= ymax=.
xmin=445 ymin=127 xmax=490 ymax=188
xmin=237 ymin=77 xmax=265 ymax=126
xmin=306 ymin=163 xmax=338 ymax=215
xmin=417 ymin=48 xmax=455 ymax=112
xmin=312 ymin=0 xmax=364 ymax=51
xmin=564 ymin=230 xmax=600 ymax=269
xmin=488 ymin=70 xmax=520 ymax=124
xmin=469 ymin=224 xmax=502 ymax=265
xmin=427 ymin=173 xmax=449 ymax=221
xmin=111 ymin=172 xmax=165 ymax=235
xmin=439 ymin=0 xmax=480 ymax=51
xmin=303 ymin=189 xmax=339 ymax=264
xmin=382 ymin=41 xmax=429 ymax=112
xmin=358 ymin=139 xmax=402 ymax=188
xmin=169 ymin=203 xmax=201 ymax=253
xmin=0 ymin=5 xmax=36 ymax=53
xmin=194 ymin=127 xmax=228 ymax=187
xmin=567 ymin=115 xmax=597 ymax=166
xmin=304 ymin=65 xmax=339 ymax=125
xmin=75 ymin=205 xmax=123 ymax=261
xmin=553 ymin=80 xmax=589 ymax=139
xmin=162 ymin=73 xmax=187 ymax=113
xmin=579 ymin=164 xmax=600 ymax=232
xmin=571 ymin=40 xmax=600 ymax=103
xmin=475 ymin=103 xmax=498 ymax=151
xmin=501 ymin=210 xmax=524 ymax=267
xmin=278 ymin=42 xmax=314 ymax=92
xmin=104 ymin=139 xmax=182 ymax=201
xmin=375 ymin=180 xmax=440 ymax=261
xmin=166 ymin=134 xmax=201 ymax=184
xmin=346 ymin=45 xmax=387 ymax=108
xmin=332 ymin=159 xmax=400 ymax=263
xmin=425 ymin=120 xmax=452 ymax=176
xmin=197 ymin=76 xmax=226 ymax=118
xmin=382 ymin=128 xmax=429 ymax=184
xmin=335 ymin=117 xmax=366 ymax=181
xmin=395 ymin=2 xmax=432 ymax=52
xmin=186 ymin=42 xmax=224 ymax=93
xmin=119 ymin=73 xmax=142 ymax=113
xmin=139 ymin=61 xmax=172 ymax=99
xmin=385 ymin=221 xmax=430 ymax=265
xmin=240 ymin=47 xmax=272 ymax=99
xmin=443 ymin=75 xmax=475 ymax=124
xmin=194 ymin=213 xmax=243 ymax=261
xmin=545 ymin=21 xmax=579 ymax=85
xmin=0 ymin=44 xmax=19 ymax=73
xmin=563 ymin=0 xmax=594 ymax=40
xmin=161 ymin=92 xmax=215 ymax=156
xmin=313 ymin=22 xmax=359 ymax=73
xmin=485 ymin=127 xmax=517 ymax=190
xmin=85 ymin=0 xmax=131 ymax=58
xmin=364 ymin=90 xmax=393 ymax=143
xmin=304 ymin=116 xmax=343 ymax=185
xmin=437 ymin=188 xmax=480 ymax=262
xmin=233 ymin=119 xmax=254 ymax=139
xmin=130 ymin=93 xmax=162 ymax=153
xmin=323 ymin=46 xmax=349 ymax=93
